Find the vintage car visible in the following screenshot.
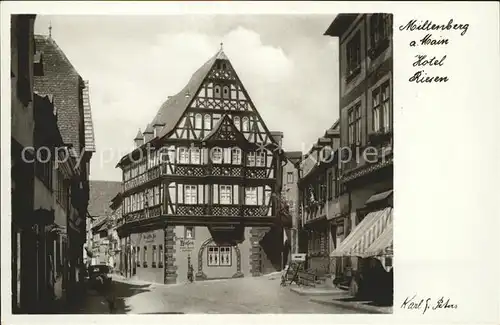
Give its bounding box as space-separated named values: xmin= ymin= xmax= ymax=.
xmin=86 ymin=264 xmax=112 ymax=289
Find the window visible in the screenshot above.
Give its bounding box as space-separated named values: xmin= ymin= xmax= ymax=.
xmin=143 ymin=246 xmax=148 ymax=267
xmin=208 ymin=247 xmax=219 ymax=266
xmin=207 ymin=246 xmax=232 ymax=266
xmin=220 ymin=185 xmax=232 ymax=204
xmin=184 ymin=185 xmax=197 ymax=204
xmin=222 ymin=86 xmax=230 ymax=99
xmin=35 ymin=149 xmax=53 ymax=190
xmin=219 ymin=247 xmax=231 ymax=266
xmin=214 ymin=85 xmax=221 ymax=98
xmin=195 ymin=114 xmax=202 ymax=129
xmin=154 ymin=185 xmax=161 ymax=205
xmin=233 ymin=116 xmax=240 ymax=130
xmin=242 ymin=117 xmax=249 ymax=132
xmin=327 ymin=170 xmax=334 ymax=200
xmin=185 ymin=226 xmax=195 ymax=239
xmin=369 ymin=14 xmax=391 ymax=53
xmin=56 ymin=171 xmax=68 ymax=210
xmin=232 ymin=148 xmax=241 ymax=165
xmin=348 ymin=103 xmax=362 ymax=145
xmin=158 ymin=245 xmax=163 ymax=267
xmin=287 ymin=172 xmax=294 ymax=184
xmin=212 ymin=147 xmax=222 ymax=164
xmin=223 ymin=148 xmax=231 ymax=164
xmin=152 ymin=245 xmax=157 ymax=267
xmin=256 ymin=151 xmax=266 ymax=167
xmin=346 ymin=31 xmax=361 ymax=78
xmin=372 ymin=81 xmax=391 ymax=133
xmin=246 ymin=152 xmax=255 ymax=167
xmin=204 ymin=114 xmax=211 ymax=130
xmin=178 ymin=148 xmax=189 ymax=164
xmin=191 ymin=148 xmax=201 ymax=164
xmin=245 ymin=187 xmax=257 ymax=205
xmin=16 ymin=18 xmax=32 ymax=106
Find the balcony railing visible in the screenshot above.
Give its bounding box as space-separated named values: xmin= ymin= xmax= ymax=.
xmin=123 ymin=204 xmax=164 ymax=224
xmin=120 ymin=203 xmax=272 ymax=226
xmin=123 ymin=164 xmax=273 ymax=192
xmin=176 ymin=204 xmax=270 ymax=217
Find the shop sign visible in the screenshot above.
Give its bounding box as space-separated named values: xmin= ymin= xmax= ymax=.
xmin=179 ymin=239 xmax=194 ymax=252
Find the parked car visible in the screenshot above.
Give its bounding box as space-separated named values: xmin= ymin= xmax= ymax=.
xmin=87 ymin=264 xmax=112 ymax=289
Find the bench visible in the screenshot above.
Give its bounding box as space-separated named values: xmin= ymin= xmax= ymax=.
xmin=297 ymin=270 xmax=317 ymax=287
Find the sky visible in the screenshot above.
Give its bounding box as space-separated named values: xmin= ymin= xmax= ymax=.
xmin=34 ymin=15 xmax=339 ymax=182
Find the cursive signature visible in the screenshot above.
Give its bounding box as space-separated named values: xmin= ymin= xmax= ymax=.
xmin=401 ymin=295 xmax=458 ymax=314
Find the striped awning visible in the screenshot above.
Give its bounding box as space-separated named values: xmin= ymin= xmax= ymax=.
xmin=364 ymin=220 xmax=393 ymax=258
xmin=330 ymin=207 xmax=393 ymax=257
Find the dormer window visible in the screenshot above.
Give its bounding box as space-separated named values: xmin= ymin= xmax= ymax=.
xmin=222 ymin=63 xmax=226 ymax=70
xmin=214 ymin=85 xmax=221 ymax=98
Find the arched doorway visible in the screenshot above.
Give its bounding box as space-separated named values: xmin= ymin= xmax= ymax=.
xmin=196 ymin=238 xmax=243 ymax=280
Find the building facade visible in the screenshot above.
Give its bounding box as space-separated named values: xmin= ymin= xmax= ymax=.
xmin=325 ymin=14 xmax=394 ymax=301
xmin=116 ymin=48 xmax=288 ymax=284
xmin=86 ymin=181 xmax=123 ymax=266
xmin=296 ymin=122 xmax=341 ymax=278
xmin=11 ymin=17 xmax=96 ymax=313
xmin=11 ymin=14 xmax=37 ymax=314
xmin=33 ymin=33 xmax=96 ymax=307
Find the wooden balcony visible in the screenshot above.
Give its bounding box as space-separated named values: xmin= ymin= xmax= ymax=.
xmin=123 ymin=164 xmax=274 ymax=192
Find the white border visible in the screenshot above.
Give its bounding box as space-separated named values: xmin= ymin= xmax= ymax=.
xmin=2 ymin=2 xmax=500 ymax=325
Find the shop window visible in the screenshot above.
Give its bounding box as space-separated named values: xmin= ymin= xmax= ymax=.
xmin=207 ymin=246 xmax=232 ymax=266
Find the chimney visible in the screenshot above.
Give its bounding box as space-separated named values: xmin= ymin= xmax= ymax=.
xmin=143 ymin=123 xmax=154 ymax=143
xmin=270 ymin=131 xmax=284 ymax=148
xmin=153 ymin=122 xmax=165 ymax=138
xmin=134 ymin=129 xmax=144 ymax=148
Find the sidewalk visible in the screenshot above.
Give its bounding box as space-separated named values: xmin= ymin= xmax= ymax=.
xmin=288 ymin=284 xmax=348 ymax=297
xmin=310 ymin=296 xmax=393 ymax=314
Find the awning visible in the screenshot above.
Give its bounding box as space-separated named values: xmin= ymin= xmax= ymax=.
xmin=364 ymin=220 xmax=393 ymax=258
xmin=365 ymin=190 xmax=393 ymax=205
xmin=330 ymin=207 xmax=393 ymax=257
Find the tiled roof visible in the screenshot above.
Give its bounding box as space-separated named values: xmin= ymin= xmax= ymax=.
xmin=82 ymin=81 xmax=96 ymax=153
xmin=88 ymin=180 xmax=123 ymax=217
xmin=144 ymin=123 xmax=154 ymax=134
xmin=33 ymin=35 xmax=84 ymax=156
xmin=118 ymin=49 xmax=228 ymax=166
xmin=153 ymin=49 xmax=227 ymax=139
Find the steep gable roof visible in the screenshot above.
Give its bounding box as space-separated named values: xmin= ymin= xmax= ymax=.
xmin=33 ymin=35 xmax=84 ymax=156
xmin=88 ymin=180 xmax=123 ymax=217
xmin=153 ymin=50 xmax=227 ymax=139
xmin=203 ymin=113 xmax=249 ymax=144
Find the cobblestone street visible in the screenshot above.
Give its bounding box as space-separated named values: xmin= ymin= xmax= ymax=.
xmin=77 ymin=275 xmax=357 ymax=314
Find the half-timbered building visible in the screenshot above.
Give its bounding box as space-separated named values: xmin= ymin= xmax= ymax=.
xmin=116 ymin=47 xmax=287 ymax=284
